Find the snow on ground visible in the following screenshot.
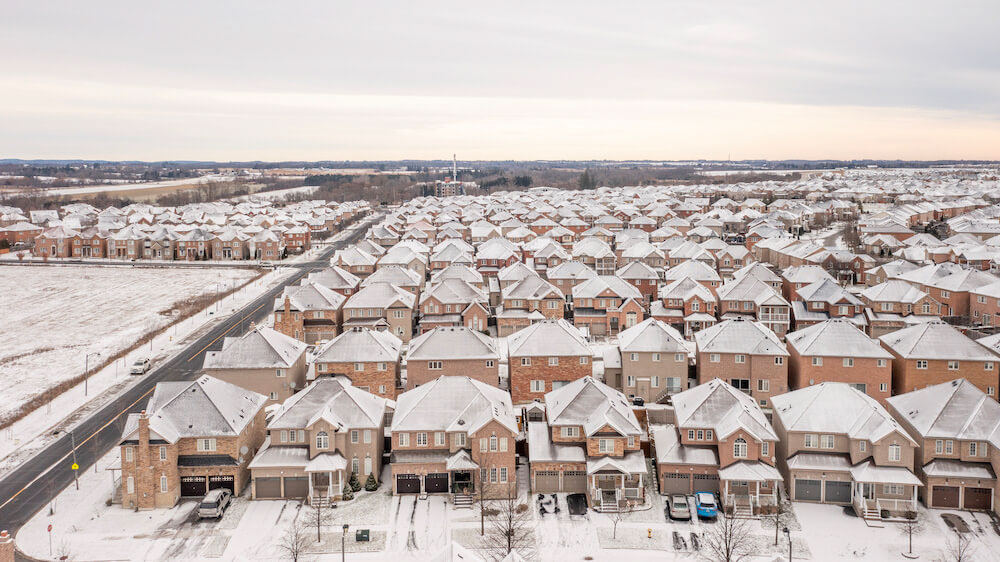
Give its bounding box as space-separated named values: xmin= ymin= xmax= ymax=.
xmin=39 ymin=175 xmax=235 ymax=197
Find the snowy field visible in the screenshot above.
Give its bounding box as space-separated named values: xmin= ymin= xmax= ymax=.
xmin=20 ymin=453 xmax=1000 ymax=562
xmin=0 ymin=265 xmax=257 ymax=423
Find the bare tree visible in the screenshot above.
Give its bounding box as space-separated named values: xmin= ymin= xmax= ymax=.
xmin=609 ymin=498 xmax=636 ymax=539
xmin=944 ymin=531 xmax=975 ymax=562
xmin=481 ymin=483 xmax=533 ymax=561
xmin=475 ymin=463 xmax=497 ymax=536
xmin=307 ymin=501 xmax=332 ymax=544
xmin=898 ymin=510 xmax=925 ymax=556
xmin=700 ymin=509 xmax=753 ymax=562
xmin=277 ymin=515 xmax=309 ymax=562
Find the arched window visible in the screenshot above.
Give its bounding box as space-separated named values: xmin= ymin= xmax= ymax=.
xmin=316 ymin=431 xmax=329 ymax=449
xmin=734 ymin=438 xmax=747 ymax=458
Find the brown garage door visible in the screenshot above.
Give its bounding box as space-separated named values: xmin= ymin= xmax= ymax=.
xmin=255 ymin=477 xmax=282 ymax=499
xmin=693 ymin=474 xmax=720 ymax=494
xmin=284 ymin=476 xmax=309 ymax=498
xmin=534 ymin=470 xmax=560 ymax=493
xmin=932 ymin=486 xmax=960 ymax=509
xmin=563 ymin=470 xmax=587 ymax=493
xmin=209 ymin=475 xmax=235 ymax=493
xmin=661 ymin=473 xmax=691 ymax=495
xmin=964 ymin=487 xmax=992 ymax=510
xmin=425 ymin=473 xmax=449 ymax=493
xmin=180 ymin=476 xmax=207 ymax=497
xmin=396 ymin=474 xmax=420 ymax=494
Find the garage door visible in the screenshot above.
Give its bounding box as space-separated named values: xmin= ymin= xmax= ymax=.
xmin=180 ymin=476 xmax=207 ymax=497
xmin=209 ymin=475 xmax=235 ymax=493
xmin=964 ymin=487 xmax=992 ymax=510
xmin=661 ymin=473 xmax=691 ymax=495
xmin=932 ymin=486 xmax=960 ymax=509
xmin=794 ymin=479 xmax=821 ymax=501
xmin=396 ymin=474 xmax=420 ymax=494
xmin=255 ymin=477 xmax=282 ymax=499
xmin=693 ymin=474 xmax=720 ymax=494
xmin=563 ymin=470 xmax=587 ymax=492
xmin=284 ymin=477 xmax=309 ymax=498
xmin=425 ymin=473 xmax=449 ymax=493
xmin=825 ymin=481 xmax=851 ymax=504
xmin=534 ymin=470 xmax=560 ymax=493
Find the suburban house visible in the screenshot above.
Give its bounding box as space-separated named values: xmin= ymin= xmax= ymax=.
xmin=507 ymin=319 xmax=594 ymax=404
xmin=654 ymin=276 xmax=718 ymax=339
xmin=312 ymin=327 xmax=403 ymax=400
xmin=716 ymin=274 xmax=792 ymax=338
xmin=886 ymin=379 xmax=1000 ymax=512
xmin=496 ymin=275 xmax=566 ymax=337
xmin=653 ymin=378 xmax=781 ymax=517
xmin=771 ymin=383 xmax=921 ymax=522
xmin=417 ymin=278 xmax=490 ymax=333
xmin=878 ymin=321 xmax=999 ymax=398
xmin=308 ymin=265 xmax=362 ymax=297
xmin=272 ymin=280 xmax=345 ymax=344
xmin=527 ymin=376 xmax=645 ymax=512
xmin=202 ymin=325 xmax=309 ymax=405
xmin=390 ymin=376 xmax=518 ymax=502
xmin=342 ymin=281 xmax=416 ymax=342
xmin=405 ymin=327 xmax=501 ymax=389
xmin=612 ymin=318 xmax=689 ymax=404
xmin=786 ymin=318 xmax=894 ymax=403
xmin=119 ymin=376 xmax=267 ymax=509
xmin=570 ymin=275 xmax=645 ymax=337
xmin=789 ymin=278 xmax=866 ymax=330
xmin=694 ymin=318 xmax=790 ymax=411
xmin=859 ymin=279 xmax=942 ymax=337
xmin=248 ymin=377 xmax=391 ymax=505
xmin=546 ymin=261 xmax=599 ymax=298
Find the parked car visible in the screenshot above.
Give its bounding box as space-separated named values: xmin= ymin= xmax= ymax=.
xmin=694 ymin=492 xmax=717 ymax=520
xmin=667 ymin=494 xmax=691 ymax=520
xmin=129 ymin=357 xmax=150 ymax=375
xmin=197 ymin=489 xmax=232 ymax=519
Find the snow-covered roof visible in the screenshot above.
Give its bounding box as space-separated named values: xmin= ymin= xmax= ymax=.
xmin=672 ymin=379 xmax=777 ymax=442
xmin=545 ymin=376 xmax=641 ymax=437
xmin=203 ymin=325 xmax=308 ymax=370
xmin=407 ymin=327 xmax=499 ymax=361
xmin=313 ymin=327 xmax=403 ymax=363
xmin=651 ymin=425 xmax=718 ymax=466
xmin=391 ymin=376 xmax=517 ymax=435
xmin=694 ymin=318 xmax=788 ymax=356
xmin=786 ymin=318 xmax=892 ymax=359
xmin=506 ymin=319 xmax=592 ymax=357
xmin=268 ymin=376 xmax=390 ymax=430
xmin=886 ymin=379 xmax=1000 ymax=442
xmin=772 ymin=382 xmax=915 ymax=445
xmin=617 ymin=318 xmax=687 ymax=353
xmin=527 ymin=421 xmax=587 ymax=463
xmin=879 ymin=321 xmax=997 ymax=361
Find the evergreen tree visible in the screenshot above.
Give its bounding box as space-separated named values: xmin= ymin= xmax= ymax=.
xmin=364 ymin=473 xmax=378 ymax=492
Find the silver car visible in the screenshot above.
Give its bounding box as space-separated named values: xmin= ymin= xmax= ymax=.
xmin=668 ymin=494 xmax=691 ymax=520
xmin=197 ymin=489 xmax=232 ymax=519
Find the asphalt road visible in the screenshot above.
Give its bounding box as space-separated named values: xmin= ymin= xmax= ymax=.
xmin=0 ymin=215 xmax=377 ymax=541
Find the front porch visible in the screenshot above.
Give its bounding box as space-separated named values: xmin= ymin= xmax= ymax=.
xmin=849 ymin=460 xmax=921 ymax=524
xmin=306 ymin=452 xmax=347 ymax=506
xmin=719 ymin=461 xmax=782 ymax=519
xmin=587 ymin=451 xmax=648 ymax=513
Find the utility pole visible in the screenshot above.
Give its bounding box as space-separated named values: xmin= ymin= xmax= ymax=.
xmin=70 ymin=432 xmax=80 ymax=490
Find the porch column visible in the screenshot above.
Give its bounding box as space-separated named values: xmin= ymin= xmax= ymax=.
xmin=912 ymin=486 xmax=917 ymax=510
xmin=308 ymin=473 xmax=314 ymax=501
xmin=328 ymin=471 xmax=333 ymax=498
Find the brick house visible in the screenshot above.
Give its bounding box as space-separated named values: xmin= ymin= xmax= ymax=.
xmin=653 ymin=379 xmax=781 ymax=517
xmin=527 ymin=377 xmax=645 ymax=511
xmin=211 ymin=229 xmax=250 ymax=260
xmin=615 ymin=261 xmax=660 ymax=305
xmin=781 ymin=265 xmax=835 ymax=301
xmin=0 ymin=222 xmax=42 ymax=246
xmin=859 ymin=280 xmax=942 ymax=337
xmin=897 ymin=262 xmax=996 ymax=318
xmin=248 ymin=377 xmax=391 ymax=504
xmin=273 ymin=280 xmax=345 ymax=344
xmin=282 ymin=225 xmax=312 ymax=253
xmin=653 ymin=276 xmax=718 ymax=339
xmin=119 ymin=376 xmax=267 ymax=509
xmin=342 ymin=282 xmax=416 ymax=342
xmin=405 ymin=327 xmax=501 ymax=389
xmin=716 ymin=274 xmax=792 ymax=338
xmin=970 ymin=281 xmax=1000 ymax=327
xmin=612 ymin=318 xmax=688 ymax=404
xmin=507 ymin=319 xmax=593 ymax=404
xmin=771 ymin=383 xmax=921 ymax=522
xmin=878 ymin=321 xmax=999 ymax=398
xmin=694 ymin=318 xmax=789 ymax=411
xmin=886 ymin=380 xmax=1000 ymax=512
xmin=390 ymin=376 xmax=517 ymax=500
xmin=786 ymin=319 xmax=894 ymax=404
xmin=546 ymin=261 xmax=599 ymax=298
xmin=313 ymin=327 xmax=402 ymax=400
xmin=789 ymin=278 xmax=866 ymax=330
xmin=70 ymin=227 xmax=108 ymax=258
xmin=418 ymin=278 xmax=490 ymax=333
xmin=571 ymin=276 xmax=644 ymax=337
xmin=496 ymin=275 xmax=565 ymax=337
xmin=332 ymin=247 xmax=377 ymax=278
xmin=201 ymin=325 xmax=308 ymax=405
xmin=307 ymin=265 xmax=361 ymax=297
xmin=362 ymin=264 xmax=424 ymax=297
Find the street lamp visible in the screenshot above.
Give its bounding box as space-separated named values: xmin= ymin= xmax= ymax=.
xmin=783 ymin=527 xmax=791 ymax=562
xmin=84 ymin=352 xmax=101 ymax=396
xmin=342 ymin=524 xmax=349 ymax=562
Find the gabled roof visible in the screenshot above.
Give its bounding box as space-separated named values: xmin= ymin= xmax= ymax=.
xmin=886 ymin=379 xmax=1000 ymax=442
xmin=786 ymin=318 xmax=892 ymax=358
xmin=392 ymin=376 xmax=516 ymax=435
xmin=860 ymin=279 xmax=930 ymax=304
xmin=506 ymin=319 xmax=592 ymax=357
xmin=313 ymin=327 xmax=403 ymax=363
xmin=274 ymin=280 xmax=345 ymax=312
xmin=772 ymin=382 xmax=915 ymax=445
xmin=344 ymin=282 xmax=416 ymax=309
xmin=672 ymin=379 xmax=777 ymax=442
xmin=545 ymin=376 xmax=641 ymax=437
xmin=203 ymin=325 xmax=307 ymax=369
xmin=407 ymin=327 xmax=499 ymax=361
xmin=879 ymin=320 xmax=997 ymax=361
xmin=796 ymin=278 xmax=862 ymax=306
xmin=694 ymin=318 xmax=788 ymax=356
xmin=268 ymin=377 xmax=390 ymax=430
xmin=571 ymin=275 xmax=642 ymax=300
xmin=501 ymin=275 xmax=563 ymax=300
xmin=617 ymin=318 xmax=686 ymax=353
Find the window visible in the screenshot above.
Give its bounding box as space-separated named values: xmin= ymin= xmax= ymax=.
xmin=941 ymin=290 xmax=950 ymax=299
xmin=651 ymin=353 xmax=661 ymax=362
xmin=561 ymin=426 xmax=580 ymax=438
xmin=352 ymin=457 xmax=360 ymax=474
xmin=416 ymin=432 xmax=427 ymax=446
xmin=651 ymin=376 xmax=659 ymax=387
xmin=706 ymin=430 xmax=713 ymax=440
xmin=916 ymin=360 xmax=928 ymax=370
xmin=843 ymin=358 xmax=854 ymax=367
xmin=948 ymin=361 xmax=960 ymax=371
xmin=710 ymin=353 xmax=720 ymax=363
xmin=733 ymin=438 xmax=747 ymax=458
xmin=159 ymin=446 xmax=167 ymax=461
xmin=881 ymin=302 xmax=892 ymax=311
xmin=269 ymin=392 xmax=278 ymax=400
xmin=428 ymin=361 xmax=443 ymax=370
xmin=628 ymin=436 xmax=635 ymax=447
xmin=276 ymin=369 xmax=285 ymax=378
xmin=757 ymin=379 xmax=770 ymax=392
xmin=877 ymin=359 xmax=886 ymax=368
xmin=888 ymin=444 xmax=901 ymax=462
xmin=687 ymin=430 xmax=695 ymax=440
xmin=378 ymin=362 xmax=387 ymax=371
xmin=970 ymin=442 xmax=978 ymax=456
xmin=945 ymin=440 xmax=953 ymax=454
xmin=521 ymin=357 xmax=531 ymax=366
xmin=599 ymin=439 xmax=614 ymax=453
xmin=774 ymin=356 xmax=784 ymax=365
xmin=990 ymin=386 xmax=996 ymax=396
xmin=981 ymin=443 xmax=989 ymax=457
xmin=804 ymin=434 xmax=818 ymax=448
xmin=126 ymin=476 xmax=135 ymax=494
xmin=456 ymin=433 xmax=467 ymax=447
xmin=735 ymin=354 xmax=746 ymax=364
xmin=879 ymin=383 xmax=888 ymax=392
xmin=580 ymin=356 xmax=589 ymax=365
xmin=364 ymin=429 xmax=372 ymax=444
xmin=696 ymin=430 xmax=704 ymax=440
xmin=197 ymin=438 xmax=216 ymax=452
xmin=280 ymin=430 xmax=288 ymax=443
xmin=348 ymin=429 xmax=358 ymax=443
xmin=432 ymin=431 xmax=445 ymax=446
xmin=761 ymin=442 xmax=769 ymax=456
xmin=379 ymin=385 xmax=386 ymax=394
xmin=490 ymin=467 xmax=498 ymax=483
xmin=490 ymin=436 xmax=498 ymax=452
xmin=399 ymin=433 xmax=410 ymax=447
xmin=548 ymin=357 xmax=559 ymax=366
xmin=630 ymin=353 xmax=638 ymax=362
xmin=500 ymin=437 xmax=508 ymax=452
xmin=354 ymin=362 xmax=364 ymax=371
xmin=393 ymin=310 xmax=405 ymax=319
xmin=675 ymin=353 xmax=685 ymax=363
xmin=626 ymin=376 xmax=636 ymax=387
xmin=987 ymin=362 xmax=995 ymax=371
xmin=499 ymin=466 xmax=508 ymax=482
xmin=935 ymin=440 xmax=943 ymax=454
xmin=812 ymin=357 xmax=823 ymax=366
xmin=124 ymin=447 xmax=133 ymax=462
xmin=480 ymin=438 xmax=488 ymax=452
xmin=486 ymin=360 xmax=495 ymax=368
xmin=859 ymin=441 xmax=867 ymax=452
xmin=160 ymin=475 xmax=168 ymax=493
xmin=883 ymin=484 xmax=904 ymax=495
xmin=849 ymin=382 xmax=866 ymax=393
xmin=820 ymin=435 xmax=835 ymax=449
xmin=530 ymin=380 xmax=545 ymax=393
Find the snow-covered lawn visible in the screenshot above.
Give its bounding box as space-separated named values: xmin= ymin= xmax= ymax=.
xmin=0 ymin=265 xmax=257 ymax=423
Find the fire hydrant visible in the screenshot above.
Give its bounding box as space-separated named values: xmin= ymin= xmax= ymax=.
xmin=648 ymin=528 xmax=652 ymax=539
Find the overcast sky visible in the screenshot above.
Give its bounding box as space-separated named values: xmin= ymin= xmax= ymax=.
xmin=3 ymin=1 xmax=999 ymax=161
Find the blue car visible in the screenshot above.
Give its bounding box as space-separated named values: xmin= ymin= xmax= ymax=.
xmin=695 ymin=492 xmax=717 ymax=520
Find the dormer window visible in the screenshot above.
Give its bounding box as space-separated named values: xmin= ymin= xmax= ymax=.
xmin=316 ymin=431 xmax=329 ymax=449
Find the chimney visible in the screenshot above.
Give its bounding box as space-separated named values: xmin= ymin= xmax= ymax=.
xmin=0 ymin=530 xmax=13 ymax=562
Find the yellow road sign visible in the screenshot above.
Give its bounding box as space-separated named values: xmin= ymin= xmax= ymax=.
xmin=71 ymin=463 xmax=79 ymax=470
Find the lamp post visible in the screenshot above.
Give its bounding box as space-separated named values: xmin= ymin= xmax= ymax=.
xmin=783 ymin=527 xmax=791 ymax=562
xmin=342 ymin=524 xmax=349 ymax=562
xmin=84 ymin=352 xmax=101 ymax=396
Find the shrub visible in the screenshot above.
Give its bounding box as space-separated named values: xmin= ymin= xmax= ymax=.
xmin=342 ymin=482 xmax=354 ymax=501
xmin=364 ymin=473 xmax=378 ymax=492
xmin=349 ymin=472 xmax=362 ymax=492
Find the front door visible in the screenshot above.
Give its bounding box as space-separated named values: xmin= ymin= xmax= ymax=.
xmin=862 ymin=483 xmax=874 ymax=499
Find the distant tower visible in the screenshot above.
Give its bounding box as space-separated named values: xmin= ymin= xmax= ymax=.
xmin=453 ymin=154 xmax=458 ymax=181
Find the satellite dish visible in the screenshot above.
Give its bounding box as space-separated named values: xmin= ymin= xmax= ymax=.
xmin=240 ymin=445 xmax=249 ymax=455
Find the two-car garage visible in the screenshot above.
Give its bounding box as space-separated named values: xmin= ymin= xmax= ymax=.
xmin=253 ymin=476 xmax=308 ymax=499
xmin=531 ymin=468 xmax=588 ymax=493
xmin=930 ymin=485 xmax=993 ymax=510
xmin=393 ymin=472 xmax=455 ymax=494
xmin=791 ymin=478 xmax=852 ymax=504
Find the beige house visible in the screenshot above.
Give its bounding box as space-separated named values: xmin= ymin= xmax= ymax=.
xmin=613 ymin=318 xmax=689 ymax=404
xmin=342 ymin=281 xmax=416 ymax=342
xmin=202 ymin=326 xmax=309 ymax=405
xmin=119 ymin=376 xmax=267 ymax=509
xmin=405 ymin=327 xmax=501 ymax=389
xmin=247 ymin=377 xmax=392 ymax=505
